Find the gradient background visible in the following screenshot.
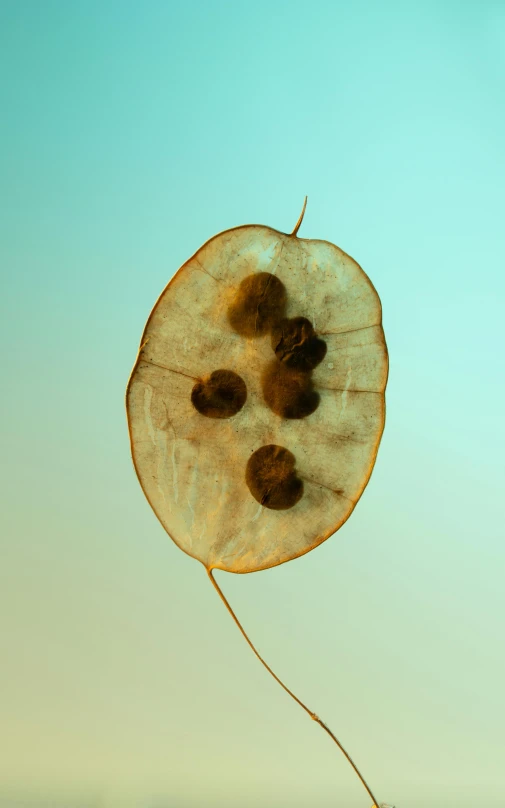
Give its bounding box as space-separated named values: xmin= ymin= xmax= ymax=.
xmin=1 ymin=2 xmax=504 ymax=807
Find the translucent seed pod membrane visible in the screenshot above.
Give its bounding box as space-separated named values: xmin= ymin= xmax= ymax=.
xmin=126 ymin=218 xmax=388 ymax=574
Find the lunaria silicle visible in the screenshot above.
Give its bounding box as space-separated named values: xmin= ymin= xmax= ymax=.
xmin=126 ymin=199 xmax=390 ymax=806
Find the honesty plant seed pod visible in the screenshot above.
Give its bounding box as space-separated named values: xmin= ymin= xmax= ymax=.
xmin=126 ymin=201 xmax=391 ymax=808
xmin=126 ymin=206 xmax=388 ymax=573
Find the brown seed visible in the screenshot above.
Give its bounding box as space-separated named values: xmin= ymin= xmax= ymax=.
xmin=271 ymin=316 xmax=327 ymax=372
xmin=227 ymin=272 xmax=287 ymax=337
xmin=262 ymin=359 xmax=320 ymax=419
xmin=191 ymin=369 xmax=247 ymax=418
xmin=246 ymin=444 xmax=303 ymax=510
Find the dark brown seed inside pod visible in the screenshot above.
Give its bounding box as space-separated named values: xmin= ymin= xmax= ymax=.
xmin=271 ymin=316 xmax=327 ymax=371
xmin=262 ymin=360 xmax=320 ymax=419
xmin=246 ymin=444 xmax=303 ymax=510
xmin=227 ymin=272 xmax=287 ymax=337
xmin=191 ymin=369 xmax=247 ymax=418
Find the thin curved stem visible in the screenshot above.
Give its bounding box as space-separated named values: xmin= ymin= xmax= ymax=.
xmin=207 ymin=567 xmax=381 ymax=808
xmin=291 ymin=196 xmax=308 ymax=236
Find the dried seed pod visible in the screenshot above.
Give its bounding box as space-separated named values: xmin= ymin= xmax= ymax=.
xmin=126 ymin=201 xmax=391 ymax=808
xmin=126 ymin=206 xmax=388 ymax=574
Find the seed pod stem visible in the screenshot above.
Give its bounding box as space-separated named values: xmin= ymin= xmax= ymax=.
xmin=207 ymin=567 xmax=381 ymax=808
xmin=291 ymin=196 xmax=308 ymax=237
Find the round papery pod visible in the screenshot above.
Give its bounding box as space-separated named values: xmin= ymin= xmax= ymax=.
xmin=126 ymin=215 xmax=388 ymax=574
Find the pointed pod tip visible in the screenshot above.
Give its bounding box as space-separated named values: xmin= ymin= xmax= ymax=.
xmin=291 ymin=196 xmax=308 ymax=237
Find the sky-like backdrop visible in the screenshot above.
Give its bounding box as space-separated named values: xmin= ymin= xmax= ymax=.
xmin=1 ymin=2 xmax=504 ymax=807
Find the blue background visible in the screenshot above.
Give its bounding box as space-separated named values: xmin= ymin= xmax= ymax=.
xmin=1 ymin=2 xmax=504 ymax=806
